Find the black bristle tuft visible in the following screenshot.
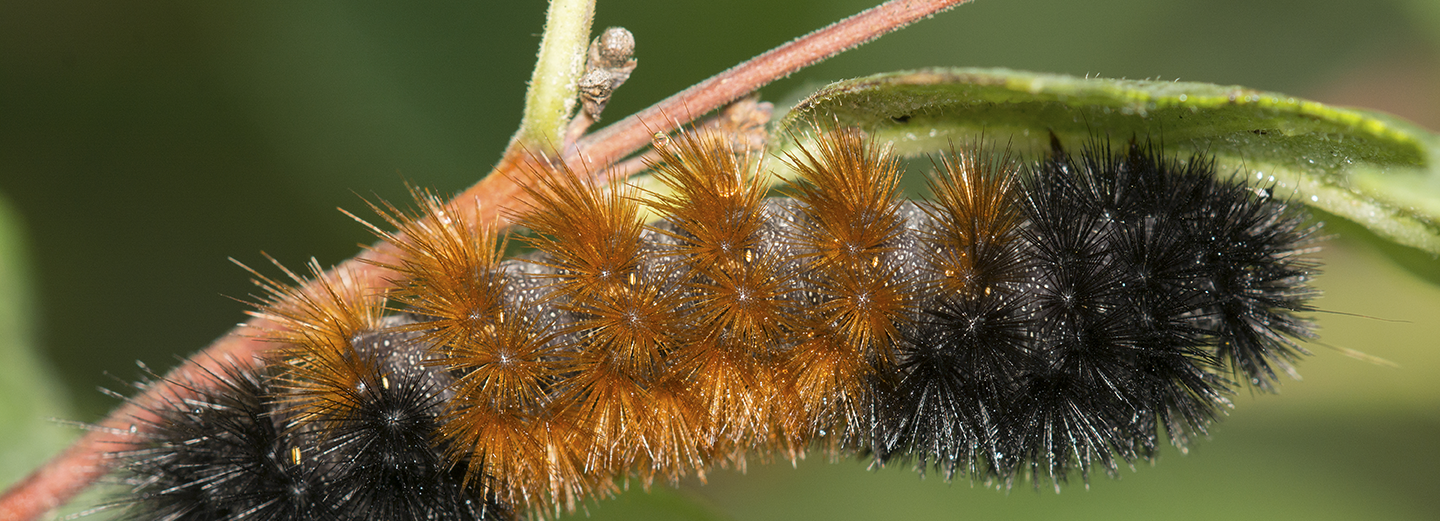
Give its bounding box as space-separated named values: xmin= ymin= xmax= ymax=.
xmin=111 ymin=362 xmax=331 ymax=521
xmin=108 ymin=330 xmax=514 ymax=520
xmin=881 ymin=136 xmax=1321 ymax=488
xmin=886 ymin=290 xmax=1029 ymax=480
xmin=317 ymin=328 xmax=511 ymax=521
xmin=880 ymin=146 xmax=1030 ymax=481
xmin=1188 ymin=170 xmax=1322 ymax=391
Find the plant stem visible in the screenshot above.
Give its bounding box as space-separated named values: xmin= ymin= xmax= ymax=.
xmin=513 ymin=0 xmax=596 ymax=157
xmin=569 ymin=0 xmax=972 ymax=168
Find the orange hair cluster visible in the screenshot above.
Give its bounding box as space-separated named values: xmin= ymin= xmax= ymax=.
xmin=266 ymin=126 xmax=929 ymax=514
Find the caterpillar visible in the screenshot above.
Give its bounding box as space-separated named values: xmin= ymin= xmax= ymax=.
xmin=100 ymin=124 xmax=1321 ymax=520
xmin=6 ymin=1 xmax=1436 ymax=520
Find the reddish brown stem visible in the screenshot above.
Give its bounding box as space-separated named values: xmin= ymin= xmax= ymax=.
xmin=567 ymin=0 xmax=971 ymax=168
xmin=0 ymin=1 xmax=967 ymax=518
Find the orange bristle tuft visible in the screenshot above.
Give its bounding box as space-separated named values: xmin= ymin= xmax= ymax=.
xmin=517 ymin=159 xmax=702 ymax=491
xmin=645 ymin=129 xmax=796 ymax=458
xmin=780 ymin=127 xmax=914 ymax=446
xmin=355 ymin=187 xmax=598 ymax=512
xmin=517 ymin=162 xmax=646 ymax=303
xmin=237 ymin=258 xmax=386 ymax=427
xmin=646 ymin=129 xmax=771 ymax=271
xmin=353 ymin=187 xmax=510 ymax=354
xmin=784 ymin=128 xmax=905 ymax=268
xmin=437 ymin=392 xmax=592 ymax=514
xmin=784 ymin=128 xmax=912 ymax=355
xmin=923 ymin=145 xmax=1026 ymax=299
xmin=240 ymin=256 xmax=386 ymax=350
xmin=435 ymin=304 xmax=583 ymax=510
xmin=781 ymin=330 xmax=872 ymax=448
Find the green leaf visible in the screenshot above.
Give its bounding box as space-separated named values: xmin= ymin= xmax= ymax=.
xmin=0 ymin=194 xmax=75 ymax=491
xmin=772 ymin=67 xmax=1440 ymax=255
xmin=559 ymin=486 xmax=734 ymax=521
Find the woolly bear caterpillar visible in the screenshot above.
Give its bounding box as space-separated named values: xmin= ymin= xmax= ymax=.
xmin=95 ymin=125 xmax=1319 ymax=520
xmin=2 ymin=1 xmax=1437 ymax=520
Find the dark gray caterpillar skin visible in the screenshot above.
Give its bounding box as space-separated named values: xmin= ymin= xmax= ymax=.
xmin=492 ymin=198 xmax=933 ymax=341
xmin=109 ymin=141 xmax=1321 ymax=519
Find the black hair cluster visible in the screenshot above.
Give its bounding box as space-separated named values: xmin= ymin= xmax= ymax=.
xmin=878 ymin=138 xmax=1321 ymax=486
xmin=107 ymin=330 xmax=512 ymax=521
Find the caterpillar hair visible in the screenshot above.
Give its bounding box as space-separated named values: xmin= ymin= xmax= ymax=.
xmin=98 ymin=124 xmax=1322 ymax=520
xmin=106 ymin=261 xmax=511 ymax=521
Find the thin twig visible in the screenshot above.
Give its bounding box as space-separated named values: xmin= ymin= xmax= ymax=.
xmin=567 ymin=0 xmax=971 ymax=169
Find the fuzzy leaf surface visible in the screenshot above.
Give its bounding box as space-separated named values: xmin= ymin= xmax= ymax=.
xmin=773 ymin=68 xmax=1440 ymax=255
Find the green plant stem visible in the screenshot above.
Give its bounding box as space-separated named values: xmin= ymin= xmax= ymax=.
xmin=515 ymin=0 xmax=596 ymax=156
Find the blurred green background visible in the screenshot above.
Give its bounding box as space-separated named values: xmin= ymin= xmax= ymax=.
xmin=1 ymin=0 xmax=1438 ymax=519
